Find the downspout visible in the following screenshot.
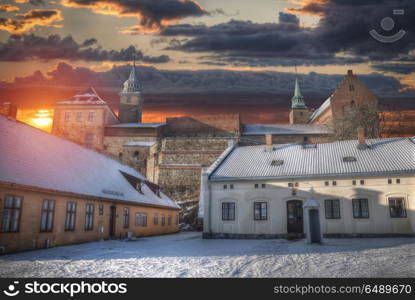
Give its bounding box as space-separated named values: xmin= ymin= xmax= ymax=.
xmin=208 ymin=181 xmax=212 ymax=235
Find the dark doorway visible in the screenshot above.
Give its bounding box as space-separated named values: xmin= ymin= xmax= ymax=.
xmin=287 ymin=200 xmax=303 ymax=234
xmin=309 ymin=209 xmax=321 ymax=243
xmin=109 ymin=205 xmax=116 ymax=238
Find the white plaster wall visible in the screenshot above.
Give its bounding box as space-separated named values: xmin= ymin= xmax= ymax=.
xmin=205 ymin=175 xmax=415 ymax=235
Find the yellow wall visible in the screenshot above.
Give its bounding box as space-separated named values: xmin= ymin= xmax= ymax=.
xmin=0 ymin=186 xmax=179 ymax=254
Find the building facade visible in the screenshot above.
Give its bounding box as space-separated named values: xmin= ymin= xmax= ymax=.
xmin=200 ymin=135 xmax=415 ymax=238
xmin=0 ymin=115 xmax=179 ymax=254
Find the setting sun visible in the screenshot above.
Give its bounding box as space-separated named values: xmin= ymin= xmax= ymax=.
xmin=17 ymin=109 xmax=53 ymax=132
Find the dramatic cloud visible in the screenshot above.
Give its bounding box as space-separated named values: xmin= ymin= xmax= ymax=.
xmin=0 ymin=34 xmax=170 ymax=63
xmin=159 ymin=1 xmax=415 ymax=69
xmin=14 ymin=0 xmax=45 ymax=5
xmin=372 ymin=63 xmax=415 ymax=75
xmin=0 ymin=9 xmax=63 ymax=34
xmin=61 ymin=0 xmax=207 ymax=32
xmin=0 ymin=5 xmax=20 ymax=12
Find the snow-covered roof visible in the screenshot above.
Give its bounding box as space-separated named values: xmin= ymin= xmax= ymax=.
xmin=242 ymin=124 xmax=332 ymax=135
xmin=208 ymin=137 xmax=415 ymax=181
xmin=107 ymin=123 xmax=166 ymax=128
xmin=0 ymin=115 xmax=179 ymax=209
xmin=55 ymin=87 xmax=107 ymax=105
xmin=124 ymin=141 xmax=156 ymax=147
xmin=309 ymin=95 xmax=332 ymax=122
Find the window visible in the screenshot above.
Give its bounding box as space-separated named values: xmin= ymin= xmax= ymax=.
xmin=76 ymin=112 xmax=82 ymax=121
xmin=332 ymin=181 xmax=337 ymax=186
xmin=65 ymin=202 xmax=77 ymax=231
xmin=85 ymin=204 xmax=94 ymax=230
xmin=222 ymin=202 xmax=235 ymax=221
xmin=254 ymin=202 xmax=267 ymax=220
xmin=352 ymin=198 xmax=369 ymax=218
xmin=84 ymin=132 xmax=94 ymax=148
xmin=88 ymin=112 xmax=96 ymax=122
xmin=2 ymin=195 xmax=22 ymax=232
xmin=229 ymin=184 xmax=234 ymax=189
xmin=303 ymin=136 xmax=308 ymax=143
xmin=153 ymin=213 xmax=158 ymax=225
xmin=396 ymin=179 xmax=401 ymax=184
xmin=295 ymin=182 xmax=299 ymax=187
xmin=343 ymin=156 xmax=357 ymax=162
xmin=389 ymin=198 xmax=407 ymax=218
xmin=64 ymin=112 xmax=71 ymax=121
xmin=352 ymin=180 xmax=356 ymax=185
xmin=223 ymin=184 xmax=227 ymax=189
xmin=118 ymin=152 xmax=123 ymax=161
xmin=168 ymin=215 xmax=172 ymax=225
xmin=261 ymin=184 xmax=266 ymax=189
xmin=161 ymin=214 xmax=165 ymax=226
xmin=325 ymin=199 xmax=340 ymax=219
xmin=388 ymin=179 xmax=392 ymax=184
xmin=40 ymin=200 xmax=55 ymax=232
xmin=136 ymin=213 xmax=147 ymax=226
xmin=271 ymin=160 xmax=284 ymax=166
xmin=254 ymin=184 xmax=259 ymax=189
xmin=360 ymin=180 xmax=365 ymax=185
xmin=99 ymin=204 xmax=104 ymax=216
xmin=288 ymin=183 xmax=294 ymax=188
xmin=349 ymin=84 xmax=354 ymax=91
xmin=175 ymin=215 xmax=179 ymax=225
xmin=325 ymin=181 xmax=329 ymax=186
xmin=123 ymin=208 xmax=129 ymax=228
xmin=133 ymin=151 xmax=139 ymax=161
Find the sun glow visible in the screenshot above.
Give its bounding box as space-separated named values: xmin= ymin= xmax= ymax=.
xmin=17 ymin=109 xmax=53 ymax=132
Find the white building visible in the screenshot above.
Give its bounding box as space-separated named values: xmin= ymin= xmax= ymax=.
xmin=200 ymin=134 xmax=415 ymax=238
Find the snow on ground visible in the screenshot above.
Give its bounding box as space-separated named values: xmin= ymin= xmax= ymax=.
xmin=1 ymin=232 xmax=415 ymax=278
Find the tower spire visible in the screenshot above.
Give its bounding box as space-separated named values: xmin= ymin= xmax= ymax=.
xmin=122 ymin=59 xmax=140 ymax=93
xmin=291 ymin=77 xmax=307 ymax=109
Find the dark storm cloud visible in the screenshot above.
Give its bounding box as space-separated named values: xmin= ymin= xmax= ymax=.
xmin=0 ymin=34 xmax=170 ymax=63
xmin=62 ymin=0 xmax=207 ymax=32
xmin=159 ymin=1 xmax=415 ymax=70
xmin=5 ymin=61 xmax=411 ymax=98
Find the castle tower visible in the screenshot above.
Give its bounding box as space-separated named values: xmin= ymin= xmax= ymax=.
xmin=289 ymin=78 xmax=310 ymax=124
xmin=119 ymin=63 xmax=143 ymax=123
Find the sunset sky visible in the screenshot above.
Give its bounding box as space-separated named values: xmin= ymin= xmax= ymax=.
xmin=0 ymin=0 xmax=414 ymax=129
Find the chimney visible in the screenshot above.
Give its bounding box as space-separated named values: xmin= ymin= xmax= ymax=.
xmin=357 ymin=127 xmax=367 ymax=149
xmin=265 ymin=134 xmax=273 ymax=146
xmin=0 ymin=102 xmax=17 ymax=119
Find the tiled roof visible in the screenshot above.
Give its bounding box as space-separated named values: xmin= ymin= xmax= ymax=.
xmin=56 ymin=87 xmax=107 ymax=105
xmin=242 ymin=124 xmax=333 ymax=135
xmin=209 ymin=137 xmax=415 ymax=181
xmin=0 ymin=115 xmax=179 ymax=209
xmin=309 ymin=95 xmax=332 ymax=122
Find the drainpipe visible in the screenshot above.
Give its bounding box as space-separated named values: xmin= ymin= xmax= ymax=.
xmin=208 ymin=181 xmax=212 ymax=235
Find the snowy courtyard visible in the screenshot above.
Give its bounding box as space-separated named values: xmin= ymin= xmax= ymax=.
xmin=1 ymin=232 xmax=415 ymax=278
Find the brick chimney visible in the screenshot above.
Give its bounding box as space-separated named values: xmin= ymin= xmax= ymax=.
xmin=357 ymin=127 xmax=367 ymax=149
xmin=265 ymin=134 xmax=273 ymax=146
xmin=0 ymin=102 xmax=17 ymax=119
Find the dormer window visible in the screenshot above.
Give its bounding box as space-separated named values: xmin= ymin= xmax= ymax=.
xmin=271 ymin=159 xmax=284 ymax=166
xmin=343 ymin=156 xmax=357 ymax=162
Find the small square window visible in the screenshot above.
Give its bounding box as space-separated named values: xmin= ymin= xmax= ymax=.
xmin=325 ymin=181 xmax=329 ymax=186
xmin=223 ymin=185 xmax=227 ymax=189
xmin=230 ymin=184 xmax=234 ymax=189
xmin=254 ymin=184 xmax=259 ymax=189
xmin=388 ymin=179 xmax=392 ymax=184
xmin=261 ymin=184 xmax=266 ymax=189
xmin=360 ymin=180 xmax=365 ymax=185
xmin=396 ymin=179 xmax=400 ymax=184
xmin=332 ymin=181 xmax=337 ymax=186
xmin=352 ymin=180 xmax=356 ymax=185
xmin=295 ymin=182 xmax=299 ymax=187
xmin=288 ymin=183 xmax=294 ymax=188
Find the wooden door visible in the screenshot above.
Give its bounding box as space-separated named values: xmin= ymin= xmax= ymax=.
xmin=287 ymin=200 xmax=303 ymax=233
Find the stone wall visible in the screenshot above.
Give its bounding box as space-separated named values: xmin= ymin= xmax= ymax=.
xmin=240 ymin=134 xmax=334 ymax=146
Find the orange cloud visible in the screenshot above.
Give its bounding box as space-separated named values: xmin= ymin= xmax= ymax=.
xmin=286 ymin=0 xmax=328 ymax=16
xmin=0 ymin=9 xmax=63 ymax=34
xmin=0 ymin=5 xmax=20 ymax=12
xmin=14 ymin=0 xmax=29 ymax=3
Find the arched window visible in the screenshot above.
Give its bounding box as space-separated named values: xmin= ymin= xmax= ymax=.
xmin=118 ymin=152 xmax=123 ymax=161
xmin=133 ymin=151 xmax=139 ymax=161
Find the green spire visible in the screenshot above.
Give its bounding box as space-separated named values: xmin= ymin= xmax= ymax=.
xmin=291 ymin=78 xmax=307 ymax=109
